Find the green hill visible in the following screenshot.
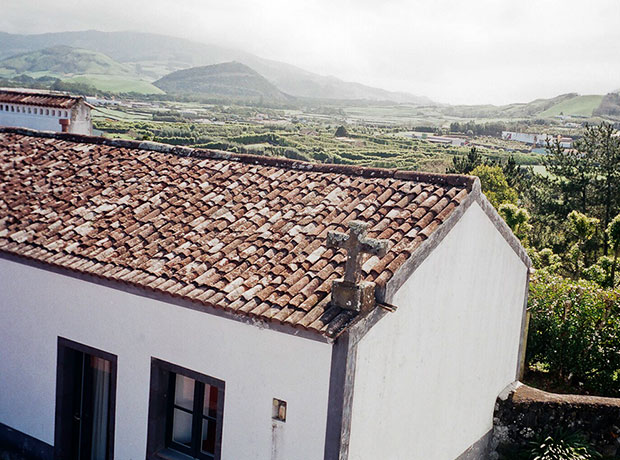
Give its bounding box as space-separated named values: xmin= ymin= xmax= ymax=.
xmin=440 ymin=93 xmax=606 ymax=119
xmin=539 ymin=95 xmax=604 ymax=118
xmin=0 ymin=46 xmax=133 ymax=77
xmin=0 ymin=46 xmax=163 ymax=95
xmin=154 ymin=61 xmax=291 ymax=102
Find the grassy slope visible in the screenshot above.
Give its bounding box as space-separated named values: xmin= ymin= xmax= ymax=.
xmin=0 ymin=45 xmax=164 ymax=95
xmin=539 ymin=95 xmax=604 ymax=118
xmin=66 ymin=75 xmax=164 ymax=94
xmin=0 ymin=46 xmax=132 ymax=76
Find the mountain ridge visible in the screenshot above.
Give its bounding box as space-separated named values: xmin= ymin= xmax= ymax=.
xmin=0 ymin=30 xmax=432 ymax=104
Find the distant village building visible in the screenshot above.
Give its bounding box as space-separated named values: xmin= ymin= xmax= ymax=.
xmin=502 ymin=131 xmax=573 ymax=149
xmin=403 ymin=131 xmax=467 ymax=146
xmin=0 ymin=88 xmax=93 ymax=135
xmin=0 ymin=127 xmax=530 ymax=460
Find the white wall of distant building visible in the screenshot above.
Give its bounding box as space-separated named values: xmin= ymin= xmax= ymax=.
xmin=0 ymin=257 xmax=332 ymax=460
xmin=0 ymin=102 xmax=92 ymax=135
xmin=502 ymin=131 xmax=573 ymax=148
xmin=347 ymin=201 xmax=528 ymax=460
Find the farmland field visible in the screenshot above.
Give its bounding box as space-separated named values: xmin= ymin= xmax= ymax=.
xmin=538 ymin=95 xmax=604 ymax=118
xmin=93 ymin=107 xmax=546 ymax=173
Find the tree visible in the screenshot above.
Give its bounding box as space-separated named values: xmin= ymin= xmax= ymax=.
xmin=502 ymin=155 xmax=526 ymax=189
xmin=447 ymin=147 xmax=484 ymax=174
xmin=576 ymin=123 xmax=620 ymax=253
xmin=334 ymin=126 xmax=349 ymax=137
xmin=545 ymin=138 xmax=596 ymax=215
xmin=607 ymin=213 xmax=620 ymax=287
xmin=499 ymin=203 xmax=532 ymax=243
xmin=563 ymin=211 xmax=600 ymax=279
xmin=471 ymin=164 xmax=518 ymax=208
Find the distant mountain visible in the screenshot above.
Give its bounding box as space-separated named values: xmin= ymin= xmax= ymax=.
xmin=0 ymin=46 xmax=134 ymax=77
xmin=154 ymin=62 xmax=291 ymax=103
xmin=0 ymin=30 xmax=431 ymax=104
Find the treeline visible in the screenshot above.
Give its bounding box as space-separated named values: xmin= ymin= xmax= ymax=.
xmin=449 ymin=121 xmax=508 ymax=137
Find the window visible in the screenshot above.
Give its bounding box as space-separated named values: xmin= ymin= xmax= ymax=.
xmin=147 ymin=359 xmax=224 ymax=460
xmin=46 ymin=109 xmax=49 ymax=115
xmin=54 ymin=337 xmax=117 ymax=460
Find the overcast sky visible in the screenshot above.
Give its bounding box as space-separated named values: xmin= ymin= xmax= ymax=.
xmin=2 ymin=0 xmax=619 ymax=104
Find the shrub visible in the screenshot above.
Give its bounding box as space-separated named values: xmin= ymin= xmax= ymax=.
xmin=527 ymin=273 xmax=620 ymax=396
xmin=523 ymin=430 xmax=601 ymax=460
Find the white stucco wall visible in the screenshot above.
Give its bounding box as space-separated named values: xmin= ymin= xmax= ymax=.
xmin=347 ymin=202 xmax=528 ymax=460
xmin=0 ymin=103 xmax=92 ymax=135
xmin=0 ymin=106 xmax=67 ymax=132
xmin=0 ymin=258 xmax=332 ymax=460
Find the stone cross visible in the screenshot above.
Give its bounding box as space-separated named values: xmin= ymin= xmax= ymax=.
xmin=327 ymin=221 xmax=388 ymax=311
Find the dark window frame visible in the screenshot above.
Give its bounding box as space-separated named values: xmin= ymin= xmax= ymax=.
xmin=54 ymin=337 xmax=117 ymax=460
xmin=147 ymin=358 xmax=225 ymax=460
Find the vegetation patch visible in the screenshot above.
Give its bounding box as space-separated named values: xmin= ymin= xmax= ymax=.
xmin=539 ymin=95 xmax=604 ymax=118
xmin=65 ymin=75 xmax=164 ymax=94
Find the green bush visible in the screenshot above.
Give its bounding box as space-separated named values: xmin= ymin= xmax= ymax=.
xmin=527 ymin=273 xmax=620 ymax=396
xmin=523 ymin=430 xmax=601 ymax=460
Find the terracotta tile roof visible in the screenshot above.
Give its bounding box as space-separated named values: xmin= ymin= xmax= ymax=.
xmin=0 ymin=89 xmax=83 ymax=109
xmin=0 ymin=128 xmax=476 ymax=338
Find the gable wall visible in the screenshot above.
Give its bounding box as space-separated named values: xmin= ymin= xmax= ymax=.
xmin=0 ymin=257 xmax=332 ymax=459
xmin=347 ymin=201 xmax=528 ymax=460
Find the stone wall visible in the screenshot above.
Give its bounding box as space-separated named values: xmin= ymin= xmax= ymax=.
xmin=492 ymin=383 xmax=620 ymax=458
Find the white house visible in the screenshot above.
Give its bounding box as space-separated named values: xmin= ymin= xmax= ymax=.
xmin=0 ymin=127 xmax=531 ymax=460
xmin=501 ymin=131 xmax=573 ymax=149
xmin=0 ymin=88 xmax=93 ymax=135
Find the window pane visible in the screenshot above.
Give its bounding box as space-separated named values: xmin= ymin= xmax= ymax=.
xmin=201 ymin=418 xmax=217 ymax=455
xmin=88 ymin=356 xmax=112 ymax=460
xmin=203 ymin=384 xmax=218 ymax=418
xmin=172 ymin=408 xmax=193 ymax=447
xmin=174 ymin=374 xmax=194 ymax=410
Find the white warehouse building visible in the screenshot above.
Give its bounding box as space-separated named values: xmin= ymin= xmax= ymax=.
xmin=0 ymin=88 xmax=93 ymax=135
